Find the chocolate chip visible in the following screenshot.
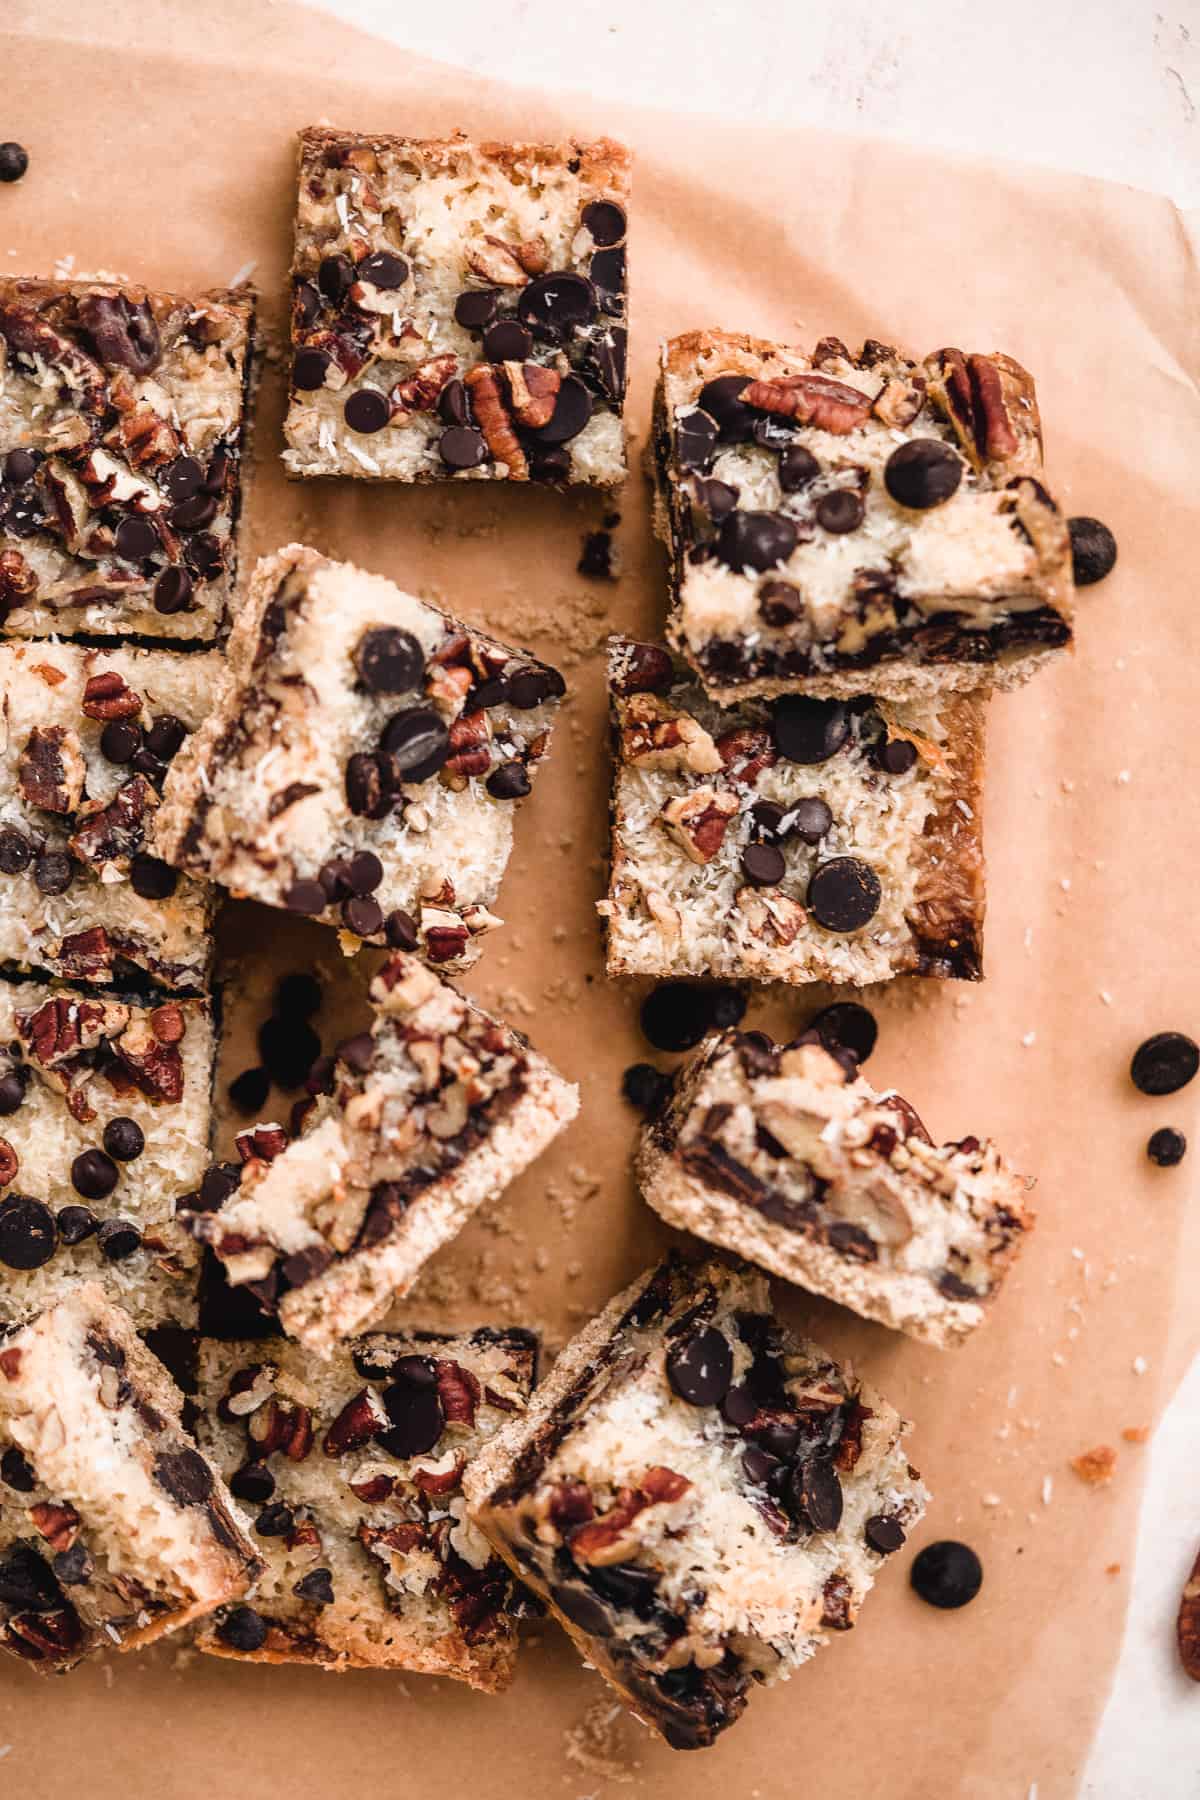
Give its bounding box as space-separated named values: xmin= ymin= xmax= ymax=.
xmin=154 ymin=567 xmax=194 ymax=614
xmin=199 ymin=1163 xmax=242 ymax=1211
xmin=258 ymin=1017 xmax=321 ymax=1092
xmin=359 ymin=251 xmax=408 ymax=289
xmin=343 ymin=387 xmax=390 ymax=434
xmin=378 ymin=1378 xmax=444 ymax=1459
xmin=770 ymin=448 xmax=819 ymax=498
xmin=293 ymin=1567 xmax=335 ymax=1606
xmin=483 ymin=320 xmax=532 ymax=361
xmin=355 ymin=626 xmax=424 ymax=695
xmin=317 ymin=254 xmax=354 ymax=302
xmin=114 ymin=516 xmax=159 ymax=561
xmin=342 ymin=896 xmax=383 ymax=938
xmin=0 ymin=144 xmax=29 ymax=184
xmin=790 ymin=797 xmax=834 ymax=844
xmin=284 ymin=879 xmax=327 ymax=916
xmin=453 ymin=290 xmax=500 ymax=331
xmin=103 ymin=1117 xmax=144 ymax=1162
xmin=153 ymin=1447 xmax=214 ymax=1506
xmin=385 ymin=909 xmax=419 ymax=951
xmin=865 ymin=1513 xmax=906 ymax=1554
xmin=71 ymin=1149 xmax=118 ymax=1200
xmin=507 ymin=666 xmax=564 ymax=710
xmin=910 ymin=1539 xmax=983 ymax=1609
xmin=0 ymin=1071 xmax=26 ymax=1115
xmin=517 ymin=271 xmax=597 ymax=333
xmin=807 ymin=1002 xmax=877 ymax=1065
xmin=590 ymin=247 xmax=625 ymax=297
xmin=318 ymin=857 xmax=355 ymax=903
xmin=230 ymin=1462 xmax=275 ymax=1504
xmin=758 ymin=579 xmax=803 ymax=626
xmin=293 ymin=347 xmax=331 ymax=390
xmin=807 ymin=857 xmax=881 ymax=932
xmin=228 ymin=1067 xmax=270 ymax=1115
xmin=529 ymin=374 xmax=592 ymax=444
xmin=528 ymin=443 xmax=572 ymax=482
xmin=1068 ymin=516 xmax=1118 ymax=586
xmin=4 ymin=449 xmax=37 ymax=484
xmin=145 ymin=715 xmax=187 ymax=761
xmin=874 ymin=738 xmax=918 ymax=775
xmin=666 ymin=1327 xmax=733 ymax=1406
xmin=131 ymin=747 xmax=167 ymax=785
xmin=274 ymin=973 xmax=321 ymax=1021
xmin=345 ymin=752 xmax=390 ymax=818
xmin=0 ymin=827 xmax=32 ymax=874
xmin=56 ymin=1205 xmax=97 ymax=1246
xmin=0 ymin=1195 xmax=56 ymax=1269
xmin=294 ymin=280 xmax=320 ymax=326
xmin=217 ymin=1605 xmax=268 ymax=1651
xmin=0 ymin=1445 xmax=35 ymax=1491
xmin=884 ymin=439 xmax=963 ymax=509
xmin=335 ymin=1032 xmax=375 ymax=1074
xmin=33 ymin=851 xmax=73 ymax=896
xmin=162 ymin=457 xmax=204 ymax=503
xmin=741 ymin=843 xmax=785 ymax=888
xmin=815 ymin=488 xmax=865 ymax=533
xmin=582 ymin=199 xmax=626 ymax=245
xmin=439 ymin=425 xmax=490 ymax=470
xmin=788 ymin=1457 xmax=843 ymax=1533
xmin=1148 ymin=1127 xmax=1187 ymax=1166
xmin=640 ymin=983 xmax=717 ymax=1052
xmin=486 ymin=761 xmax=531 ymax=800
xmin=711 ymin=989 xmax=747 ymax=1029
xmin=254 ymin=1503 xmax=295 ymax=1538
xmin=185 ymin=532 xmax=223 ymax=581
xmin=380 ymin=707 xmax=450 ymax=781
xmin=676 ymin=409 xmax=719 ymax=472
xmin=1131 ymin=1033 xmax=1198 ymax=1096
xmin=621 ymin=1063 xmax=672 ymax=1114
xmin=692 ymin=478 xmax=738 ymax=521
xmin=130 ymin=855 xmax=178 ymax=900
xmin=698 ymin=375 xmax=756 ymax=443
xmin=0 ymin=1543 xmax=59 ymax=1610
xmin=99 ymin=720 xmax=141 ymax=765
xmin=771 ymin=696 xmax=850 ymax=764
xmin=717 ymin=510 xmax=797 ymax=573
xmin=97 ymin=1218 xmax=140 ymax=1261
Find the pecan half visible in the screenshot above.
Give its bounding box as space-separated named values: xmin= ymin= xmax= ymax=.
xmin=1178 ymin=1543 xmax=1200 ymax=1680
xmin=504 ymin=361 xmax=560 ymax=429
xmin=435 ymin=1360 xmax=481 ymax=1428
xmin=967 ymin=354 xmax=1018 ymax=460
xmin=18 ymin=726 xmax=86 ymax=814
xmin=659 ymin=787 xmax=739 ymax=864
xmin=743 ymin=373 xmax=872 ymax=435
xmin=389 ymin=353 xmax=457 ymax=419
xmin=0 ymin=301 xmax=107 ymax=412
xmin=613 ymin=642 xmax=674 ymax=697
xmin=464 ymin=365 xmax=527 ymax=480
xmin=81 ymin=670 xmax=142 ymax=721
xmin=619 ymin=693 xmax=722 ymax=775
xmin=443 ymin=709 xmax=492 ymax=785
xmin=323 ymin=1387 xmax=388 ymax=1457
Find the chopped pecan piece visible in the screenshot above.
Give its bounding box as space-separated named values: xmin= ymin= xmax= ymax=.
xmin=0 ymin=548 xmax=38 ymax=613
xmin=389 ymin=353 xmax=457 ymax=418
xmin=504 ymin=360 xmax=560 ymax=429
xmin=110 ymin=1015 xmax=185 ymax=1105
xmin=68 ymin=775 xmax=157 ymax=867
xmin=81 ymin=670 xmax=142 ymax=721
xmin=820 ymin=1572 xmax=854 ymax=1630
xmin=323 ymin=1386 xmax=388 ymax=1457
xmin=0 ymin=1140 xmax=16 ymax=1186
xmin=30 ymin=1501 xmax=81 ymax=1553
xmin=716 ymin=726 xmax=777 ymax=785
xmin=1178 ymin=1543 xmax=1200 ymax=1680
xmin=412 ymin=1453 xmax=466 ymax=1495
xmin=443 ymin=709 xmax=492 ymax=784
xmin=58 ymin=927 xmax=115 ymax=980
xmin=248 ymin=1398 xmax=314 ymax=1462
xmin=0 ymin=301 xmax=107 ymax=411
xmin=150 ymin=1003 xmax=186 ymax=1046
xmin=569 ymin=1466 xmax=691 ymax=1566
xmin=871 ymin=373 xmax=926 ymax=428
xmin=18 ymin=726 xmax=86 ymax=814
xmin=464 ymin=364 xmax=527 ymax=479
xmin=18 ymin=995 xmax=127 ymax=1068
xmin=465 ymin=235 xmax=547 ymax=285
xmin=620 ymin=692 xmax=722 ymax=775
xmin=735 ymin=885 xmax=807 ymax=945
xmin=743 ymin=372 xmax=872 ymax=434
xmin=660 ymin=787 xmax=739 ymax=864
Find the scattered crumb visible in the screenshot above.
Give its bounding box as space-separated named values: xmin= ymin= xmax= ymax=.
xmin=1070 ymin=1445 xmax=1117 ymax=1487
xmin=1021 ymin=1031 xmax=1037 ymax=1048
xmin=1121 ymin=1426 xmax=1150 ymax=1444
xmin=1099 ymin=990 xmax=1113 ymax=1006
xmin=1041 ymin=1475 xmax=1053 ymax=1506
xmin=1117 ymin=769 xmax=1131 ymax=784
xmin=563 ymin=1698 xmax=638 ymax=1783
xmin=1132 ymin=1355 xmax=1149 ymax=1376
xmin=1105 ymin=1563 xmax=1121 ymax=1576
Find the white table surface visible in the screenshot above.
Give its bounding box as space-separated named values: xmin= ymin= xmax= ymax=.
xmin=311 ymin=3 xmax=1200 ymax=1790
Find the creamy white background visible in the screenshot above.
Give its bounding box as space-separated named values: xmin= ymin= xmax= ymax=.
xmin=310 ymin=2 xmax=1198 ymax=1791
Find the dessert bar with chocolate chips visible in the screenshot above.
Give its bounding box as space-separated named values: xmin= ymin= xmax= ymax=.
xmin=600 ymin=636 xmax=986 ymax=987
xmin=282 ymin=130 xmax=629 ymax=487
xmin=654 ymin=330 xmax=1073 ymax=701
xmin=156 ymin=544 xmax=564 ymax=970
xmin=639 ymin=1031 xmax=1032 ymax=1347
xmin=465 ymin=1254 xmax=927 ymax=1749
xmin=0 ymin=980 xmax=212 ymax=1327
xmin=0 ymin=1284 xmax=260 ymax=1673
xmin=0 ymin=278 xmax=253 ymax=644
xmin=0 ymin=639 xmax=219 ymax=990
xmin=193 ymin=1326 xmax=536 ymax=1685
xmin=184 ymin=952 xmax=577 ymax=1356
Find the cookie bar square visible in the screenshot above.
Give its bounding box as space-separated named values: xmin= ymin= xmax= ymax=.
xmin=157 ymin=545 xmax=564 ymax=970
xmin=0 ymin=981 xmax=213 ymax=1327
xmin=639 ymin=1032 xmax=1032 ymax=1348
xmin=192 ymin=1326 xmax=536 ymax=1685
xmin=0 ymin=1284 xmax=260 ymax=1673
xmin=654 ymin=330 xmax=1073 ymax=702
xmin=600 ymin=637 xmax=986 ymax=987
xmin=282 ymin=130 xmax=629 ymax=487
xmin=0 ymin=278 xmax=253 ymax=644
xmin=185 ymin=952 xmax=578 ymax=1356
xmin=0 ymin=639 xmax=219 ymax=990
xmin=465 ymin=1254 xmax=927 ymax=1749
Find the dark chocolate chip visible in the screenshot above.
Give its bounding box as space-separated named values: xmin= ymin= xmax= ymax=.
xmin=355 ymin=626 xmax=424 ymax=695
xmin=721 ymin=1383 xmax=757 ymax=1427
xmin=56 ymin=1205 xmax=97 ymax=1245
xmin=807 ymin=1002 xmax=877 ymax=1065
xmin=482 ymin=320 xmax=532 ymax=362
xmin=758 ymin=579 xmax=803 ymax=626
xmin=153 ymin=566 xmax=194 ymax=614
xmin=103 ymin=1117 xmax=144 ymax=1162
xmin=344 ymin=388 xmax=390 ymax=434
xmin=317 ymin=254 xmax=354 ymax=303
xmin=864 ymin=1513 xmax=906 ymax=1554
xmin=199 ymin=1163 xmax=242 ymax=1211
xmin=255 ymin=1503 xmax=295 ymax=1537
xmin=33 ymin=851 xmax=73 ymax=896
xmin=1131 ymin=1033 xmax=1198 ymax=1096
xmin=529 ymin=374 xmax=592 ymax=444
xmin=711 ymin=988 xmax=747 ymax=1030
xmin=217 ymin=1605 xmax=268 ymax=1651
xmin=807 ymin=857 xmax=882 ymax=932
xmin=384 ymin=909 xmax=419 ymax=951
xmin=230 ymin=1462 xmax=275 ymax=1503
xmin=342 ymin=896 xmax=383 ymax=938
xmin=0 ymin=144 xmax=28 ymax=185
xmin=184 ymin=532 xmax=223 ymax=580
xmin=874 ymin=738 xmax=918 ymax=775
xmin=0 ymin=1543 xmax=59 ymax=1610
xmin=275 ymin=973 xmax=322 ymax=1021
xmin=437 ymin=379 xmax=472 ymax=429
xmin=582 ymin=200 xmax=626 ymax=245
xmin=528 ymin=443 xmax=573 ymax=482
xmin=790 ymin=796 xmax=835 ymax=844
xmin=284 ymin=879 xmax=327 ymax=916
xmin=0 ymin=1445 xmax=36 ymax=1491
xmin=741 ymin=843 xmax=786 ymax=888
xmin=517 ymin=271 xmax=597 ymax=333
xmin=168 ymin=492 xmax=220 ymax=534
xmin=346 ymin=850 xmax=383 ymax=894
xmin=788 ymin=1457 xmax=843 ymax=1533
xmin=344 ymin=752 xmax=390 ymax=819
xmin=228 ymin=1067 xmax=270 ymax=1115
xmin=1148 ymin=1127 xmax=1187 ymax=1167
xmin=716 ymin=510 xmax=797 ymax=573
xmin=439 ymin=425 xmax=490 ymax=470
xmin=692 ymin=477 xmax=739 ymax=520
xmin=666 ymin=1327 xmax=733 ymax=1406
xmin=486 ymin=761 xmax=531 ymax=800
xmin=99 ymin=720 xmax=141 ymax=764
xmin=294 ymin=279 xmax=320 ymax=326
xmin=153 ymin=1447 xmax=214 ymax=1506
xmin=1068 ymin=516 xmax=1117 ymax=586
xmin=676 ymin=409 xmax=719 ymax=472
xmin=910 ymin=1539 xmax=983 ymax=1609
xmin=815 ymin=488 xmax=865 ymax=533
xmin=4 ymin=449 xmax=37 ymax=484
xmin=620 ymin=1062 xmax=672 ymax=1114
xmin=698 ymin=375 xmax=756 ymax=443
xmin=0 ymin=1195 xmax=56 ymax=1269
xmin=293 ymin=1568 xmax=335 ymax=1606
xmin=453 ymin=290 xmax=500 ymax=331
xmin=161 ymin=457 xmax=204 ymax=502
xmin=97 ymin=1218 xmax=141 ymax=1261
xmin=378 ymin=1378 xmax=445 ymax=1459
xmin=884 ymin=439 xmax=963 ymax=509
xmin=358 ymin=251 xmax=408 ymax=289
xmin=293 ymin=347 xmax=331 ymax=390
xmin=0 ymin=827 xmax=32 ymax=874
xmin=640 ymin=983 xmax=716 ymax=1052
xmin=70 ymin=1149 xmax=118 ymax=1201
xmin=258 ymin=1016 xmax=321 ymax=1092
xmin=507 ymin=665 xmax=564 ymax=710
xmin=779 ymin=444 xmax=822 ymax=492
xmin=0 ymin=1071 xmax=27 ymax=1115
xmin=130 ymin=855 xmax=178 ymax=900
xmin=114 ymin=516 xmax=159 ymax=561
xmin=335 ymin=1032 xmax=375 ymax=1074
xmin=144 ymin=715 xmax=187 ymax=761
xmin=380 ymin=707 xmax=450 ymax=781
xmin=589 ymin=247 xmax=625 ymax=296
xmin=771 ymin=695 xmax=850 ymax=764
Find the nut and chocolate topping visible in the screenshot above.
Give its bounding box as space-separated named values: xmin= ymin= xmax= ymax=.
xmin=639 ymin=1030 xmax=1032 ymax=1348
xmin=0 ymin=278 xmax=253 ymax=643
xmin=193 ymin=1327 xmax=535 ymax=1683
xmin=156 ymin=546 xmax=564 ymax=971
xmin=602 ymin=636 xmax=987 ymax=988
xmin=283 ymin=130 xmax=629 ymax=488
xmin=655 ymin=330 xmax=1075 ymax=702
xmin=464 ymin=1255 xmax=927 ymax=1749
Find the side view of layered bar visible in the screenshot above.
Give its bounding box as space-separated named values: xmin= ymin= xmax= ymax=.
xmin=600 ymin=636 xmax=986 ymax=987
xmin=0 ymin=278 xmax=253 ymax=644
xmin=639 ymin=1031 xmax=1032 ymax=1347
xmin=157 ymin=545 xmax=564 ymax=970
xmin=465 ymin=1254 xmax=927 ymax=1749
xmin=654 ymin=330 xmax=1073 ymax=701
xmin=185 ymin=952 xmax=578 ymax=1355
xmin=193 ymin=1326 xmax=536 ymax=1685
xmin=0 ymin=1286 xmax=260 ymax=1672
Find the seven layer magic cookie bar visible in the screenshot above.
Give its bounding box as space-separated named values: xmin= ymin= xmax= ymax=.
xmin=185 ymin=952 xmax=578 ymax=1356
xmin=654 ymin=330 xmax=1074 ymax=701
xmin=0 ymin=980 xmax=212 ymax=1327
xmin=639 ymin=1032 xmax=1032 ymax=1348
xmin=193 ymin=1327 xmax=536 ymax=1685
xmin=282 ymin=130 xmax=629 ymax=486
xmin=0 ymin=278 xmax=253 ymax=644
xmin=0 ymin=1285 xmax=260 ymax=1672
xmin=465 ymin=1254 xmax=927 ymax=1749
xmin=157 ymin=545 xmax=564 ymax=970
xmin=0 ymin=640 xmax=219 ymax=990
xmin=600 ymin=637 xmax=986 ymax=987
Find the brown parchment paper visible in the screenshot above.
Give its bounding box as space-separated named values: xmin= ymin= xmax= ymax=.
xmin=2 ymin=4 xmax=1200 ymax=1794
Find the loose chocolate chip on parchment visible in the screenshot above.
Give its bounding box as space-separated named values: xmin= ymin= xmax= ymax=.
xmin=1130 ymin=1032 xmax=1198 ymax=1096
xmin=910 ymin=1540 xmax=983 ymax=1609
xmin=1148 ymin=1128 xmax=1187 ymax=1167
xmin=228 ymin=1068 xmax=270 ymax=1116
xmin=1068 ymin=516 xmax=1117 ymax=586
xmin=620 ymin=1063 xmax=672 ymax=1115
xmin=0 ymin=144 xmax=29 ymax=183
xmin=807 ymin=1001 xmax=878 ymax=1065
